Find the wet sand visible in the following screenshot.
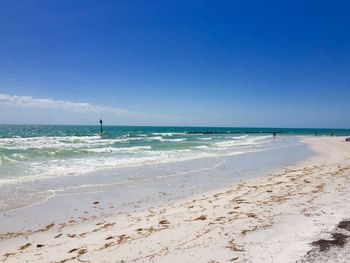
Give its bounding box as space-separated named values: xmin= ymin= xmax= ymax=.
xmin=1 ymin=137 xmax=350 ymax=262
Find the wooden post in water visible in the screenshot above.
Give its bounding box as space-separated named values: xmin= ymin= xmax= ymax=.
xmin=99 ymin=119 xmax=103 ymax=134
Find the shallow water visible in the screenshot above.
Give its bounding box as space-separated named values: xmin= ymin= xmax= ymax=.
xmin=0 ymin=135 xmax=313 ymax=233
xmin=0 ymin=125 xmax=313 ymax=213
xmin=1 ymin=125 xmax=335 ymax=212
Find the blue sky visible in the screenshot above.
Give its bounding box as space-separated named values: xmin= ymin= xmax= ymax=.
xmin=1 ymin=0 xmax=350 ymax=127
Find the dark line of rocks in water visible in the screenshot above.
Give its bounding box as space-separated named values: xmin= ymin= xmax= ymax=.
xmin=185 ymin=131 xmax=285 ymax=134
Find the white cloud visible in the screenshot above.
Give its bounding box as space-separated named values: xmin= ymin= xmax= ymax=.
xmin=0 ymin=93 xmax=148 ymax=117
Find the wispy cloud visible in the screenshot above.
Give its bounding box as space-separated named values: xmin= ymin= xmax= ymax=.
xmin=0 ymin=93 xmax=148 ymax=117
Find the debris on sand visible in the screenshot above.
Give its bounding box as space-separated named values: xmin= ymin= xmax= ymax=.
xmin=311 ymin=233 xmax=349 ymax=251
xmin=338 ymin=220 xmax=350 ymax=231
xmin=194 ymin=215 xmax=207 ymax=221
xmin=19 ymin=243 xmax=31 ymax=251
xmin=159 ymin=219 xmax=170 ymax=225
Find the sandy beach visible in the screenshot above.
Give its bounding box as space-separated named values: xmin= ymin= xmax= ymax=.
xmin=2 ymin=1 xmax=349 ymax=262
xmin=1 ymin=136 xmax=350 ymax=263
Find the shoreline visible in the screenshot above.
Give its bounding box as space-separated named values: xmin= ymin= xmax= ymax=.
xmin=0 ymin=136 xmax=310 ymax=231
xmin=1 ymin=136 xmax=350 ymax=262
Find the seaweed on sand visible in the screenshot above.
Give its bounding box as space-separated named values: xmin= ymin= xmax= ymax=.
xmin=311 ymin=233 xmax=349 ymax=251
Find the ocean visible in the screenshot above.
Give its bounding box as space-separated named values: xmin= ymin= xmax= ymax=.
xmin=0 ymin=125 xmax=349 ymax=213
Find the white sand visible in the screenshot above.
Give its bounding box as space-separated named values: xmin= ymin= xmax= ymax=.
xmin=1 ymin=137 xmax=350 ymax=263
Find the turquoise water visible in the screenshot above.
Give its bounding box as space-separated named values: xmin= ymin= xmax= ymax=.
xmin=0 ymin=124 xmax=345 ymax=212
xmin=0 ymin=125 xmax=347 ymax=173
xmin=1 ymin=125 xmax=350 ymax=138
xmin=0 ymin=124 xmax=348 ymax=182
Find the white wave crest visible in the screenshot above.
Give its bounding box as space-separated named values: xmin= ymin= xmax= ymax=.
xmin=198 ymin=137 xmax=212 ymax=141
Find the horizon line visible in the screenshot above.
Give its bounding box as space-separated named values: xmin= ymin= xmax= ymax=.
xmin=0 ymin=123 xmax=349 ymax=130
